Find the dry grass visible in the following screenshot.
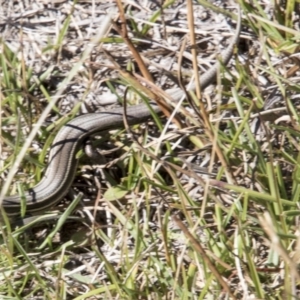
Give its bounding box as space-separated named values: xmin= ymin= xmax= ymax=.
xmin=1 ymin=0 xmax=300 ymax=299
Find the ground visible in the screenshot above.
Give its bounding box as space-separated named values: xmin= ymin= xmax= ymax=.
xmin=1 ymin=0 xmax=300 ymax=299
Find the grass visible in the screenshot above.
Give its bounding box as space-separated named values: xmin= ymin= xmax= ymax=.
xmin=1 ymin=0 xmax=300 ymax=299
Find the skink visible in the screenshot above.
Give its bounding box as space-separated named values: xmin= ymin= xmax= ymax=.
xmin=2 ymin=7 xmax=241 ymax=217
